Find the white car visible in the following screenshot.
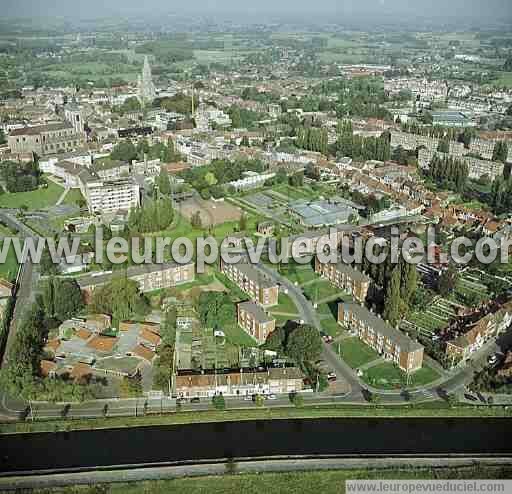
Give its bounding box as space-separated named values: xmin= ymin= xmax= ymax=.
xmin=243 ymin=395 xmax=253 ymax=401
xmin=488 ymin=354 xmax=499 ymax=366
xmin=266 ymin=394 xmax=277 ymax=400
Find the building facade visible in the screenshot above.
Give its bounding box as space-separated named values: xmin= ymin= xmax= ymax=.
xmin=81 ymin=176 xmax=140 ymax=214
xmin=338 ymin=302 xmax=424 ymax=372
xmin=221 ymin=261 xmax=279 ymax=307
xmin=8 ymin=122 xmax=86 ymax=156
xmin=315 ymin=258 xmax=370 ymax=304
xmin=175 ymin=367 xmax=304 ymax=398
xmin=237 ymin=301 xmax=276 ymax=343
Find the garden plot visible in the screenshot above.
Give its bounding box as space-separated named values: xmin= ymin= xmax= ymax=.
xmin=403 ymin=297 xmax=460 ymax=337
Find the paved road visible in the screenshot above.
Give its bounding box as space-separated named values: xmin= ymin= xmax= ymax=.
xmin=0 ymin=210 xmax=40 ymax=368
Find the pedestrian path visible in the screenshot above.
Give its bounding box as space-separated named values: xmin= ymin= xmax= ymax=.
xmin=358 ymin=357 xmax=385 ymax=371
xmin=56 ymin=187 xmax=70 ymax=206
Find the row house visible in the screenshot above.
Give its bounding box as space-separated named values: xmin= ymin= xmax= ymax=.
xmin=221 ymin=260 xmax=279 ymax=307
xmin=315 ymin=257 xmax=370 ymax=304
xmin=175 ymin=367 xmax=304 ymax=398
xmin=446 ymin=304 xmax=512 ymax=361
xmin=338 ymin=302 xmax=424 ymax=372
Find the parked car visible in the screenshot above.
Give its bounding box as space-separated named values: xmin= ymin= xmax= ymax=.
xmin=488 ymin=354 xmax=500 ymax=366
xmin=320 ymin=331 xmax=334 ymax=343
xmin=243 ymin=395 xmax=253 ymax=401
xmin=327 ymin=372 xmax=337 ymax=382
xmin=190 ymin=397 xmax=200 ymax=403
xmin=266 ymin=394 xmax=277 ymax=400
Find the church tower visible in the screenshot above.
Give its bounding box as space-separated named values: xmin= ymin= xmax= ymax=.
xmin=64 ymin=100 xmax=84 ymax=133
xmin=138 ymin=56 xmax=156 ymax=105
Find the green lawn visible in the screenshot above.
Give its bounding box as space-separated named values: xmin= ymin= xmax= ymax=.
xmin=0 ymin=182 xmax=63 ymax=209
xmin=223 ymin=323 xmax=259 ymax=347
xmin=269 ymin=293 xmax=299 ymax=316
xmin=337 ymin=337 xmax=380 ymax=369
xmin=0 ymin=239 xmax=19 ymax=281
xmin=62 ymin=188 xmax=85 ymax=207
xmin=363 ymin=362 xmax=441 ymax=390
xmin=279 ymin=263 xmax=318 ymax=285
xmin=493 ymin=72 xmax=512 ymax=88
xmin=321 ymin=316 xmax=341 ymax=337
xmin=303 ymin=280 xmax=343 ymax=303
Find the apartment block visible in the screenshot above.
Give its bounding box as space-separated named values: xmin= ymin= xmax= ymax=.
xmin=81 ymin=176 xmax=140 ymax=214
xmin=237 ymin=301 xmax=276 ymax=344
xmin=8 ymin=122 xmax=86 ymax=156
xmin=315 ymin=258 xmax=370 ymax=304
xmin=338 ymin=302 xmax=424 ymax=372
xmin=78 ymin=262 xmax=195 ymax=299
xmin=221 ymin=260 xmax=279 ymax=307
xmin=418 ymin=148 xmax=504 ymax=181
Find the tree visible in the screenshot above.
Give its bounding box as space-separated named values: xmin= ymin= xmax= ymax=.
xmin=41 ymin=278 xmax=83 ymax=322
xmin=286 ymin=325 xmax=323 ymax=365
xmin=437 ymin=139 xmax=450 ymax=153
xmin=400 ymin=262 xmax=418 ymax=306
xmin=191 ymin=211 xmax=202 ymax=229
xmin=229 ymin=106 xmax=242 ymax=129
xmin=239 ymin=213 xmax=248 ymax=232
xmin=437 ymin=265 xmax=457 ymax=297
xmin=90 ymin=277 xmax=150 ymax=321
xmin=383 ymin=267 xmax=404 ymax=327
xmin=156 ymin=170 xmax=172 ymax=195
xmin=111 ymin=141 xmax=138 ymax=162
xmin=493 ymin=141 xmax=509 ymax=163
xmin=119 ymin=372 xmax=143 ymax=398
xmin=212 ymin=394 xmax=226 ymax=410
xmin=289 ymin=392 xmax=304 ymax=407
xmin=0 ymin=129 xmax=6 ymax=145
xmin=263 ymin=327 xmax=287 ymax=353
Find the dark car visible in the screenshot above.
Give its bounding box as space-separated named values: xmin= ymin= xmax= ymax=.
xmin=190 ymin=397 xmax=200 ymax=403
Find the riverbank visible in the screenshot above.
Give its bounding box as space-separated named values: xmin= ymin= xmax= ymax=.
xmin=1 ymin=402 xmax=511 ymax=435
xmin=4 ymin=463 xmax=512 ymax=493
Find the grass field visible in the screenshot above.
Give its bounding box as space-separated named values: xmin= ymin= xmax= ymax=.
xmin=492 ymin=72 xmax=512 ymax=88
xmin=62 ymin=188 xmax=85 ymax=207
xmin=363 ymin=363 xmax=441 ymax=390
xmin=223 ymin=323 xmax=258 ymax=347
xmin=23 ymin=466 xmax=512 ymax=494
xmin=269 ymin=293 xmax=299 ymax=316
xmin=279 ymin=263 xmax=318 ymax=285
xmin=337 ymin=337 xmax=380 ymax=369
xmin=0 ymin=182 xmax=63 ymax=209
xmin=303 ymin=280 xmax=344 ymax=303
xmin=0 ymin=239 xmax=19 ymax=281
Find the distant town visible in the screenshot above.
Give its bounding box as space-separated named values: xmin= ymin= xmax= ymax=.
xmin=1 ymin=15 xmax=512 ymax=426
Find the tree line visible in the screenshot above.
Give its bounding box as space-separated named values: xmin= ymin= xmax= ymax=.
xmin=336 ymin=120 xmax=391 ymax=162
xmin=425 ymin=154 xmax=469 ymax=193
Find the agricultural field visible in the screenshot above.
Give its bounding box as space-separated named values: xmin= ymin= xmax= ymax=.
xmin=403 ymin=296 xmax=460 ymax=337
